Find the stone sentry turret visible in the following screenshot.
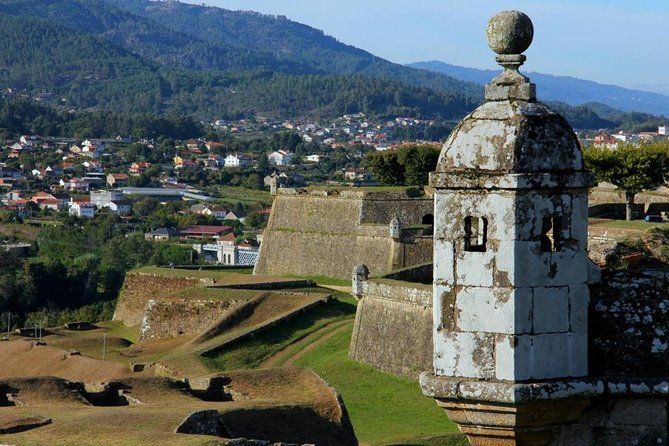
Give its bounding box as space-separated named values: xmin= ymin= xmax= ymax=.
xmin=421 ymin=11 xmax=602 ymax=445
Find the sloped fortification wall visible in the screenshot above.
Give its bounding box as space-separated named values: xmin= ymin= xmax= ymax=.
xmin=349 ymin=279 xmax=433 ymax=379
xmin=114 ymin=272 xmax=212 ymax=327
xmin=139 ymin=298 xmax=249 ymax=341
xmin=254 ymin=189 xmax=433 ymax=279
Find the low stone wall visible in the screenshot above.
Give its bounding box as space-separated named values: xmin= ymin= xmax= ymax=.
xmin=139 ymin=298 xmax=252 ymax=341
xmin=349 ymin=279 xmax=433 ymax=379
xmin=113 ymin=272 xmax=211 ymax=327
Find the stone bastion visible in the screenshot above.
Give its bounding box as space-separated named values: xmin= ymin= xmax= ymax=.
xmin=253 ymin=187 xmax=434 ymax=279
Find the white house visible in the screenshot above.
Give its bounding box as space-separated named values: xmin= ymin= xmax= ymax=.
xmin=268 ymin=150 xmax=293 ymax=166
xmin=103 ymin=200 xmax=132 ymax=216
xmin=224 ymin=154 xmax=251 ymax=168
xmin=306 ymin=154 xmax=325 ymax=163
xmin=69 ymin=202 xmax=95 ymax=219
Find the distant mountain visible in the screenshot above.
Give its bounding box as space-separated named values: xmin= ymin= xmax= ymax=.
xmin=408 ymin=61 xmax=669 ymax=117
xmin=1 ymin=0 xmax=664 ymax=129
xmin=0 ymin=0 xmax=306 ymax=74
xmin=103 ymin=0 xmax=483 ymax=100
xmin=0 ymin=12 xmax=473 ymax=119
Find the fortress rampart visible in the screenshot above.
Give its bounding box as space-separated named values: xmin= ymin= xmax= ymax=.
xmin=349 ymin=276 xmax=433 ymax=379
xmin=254 ymin=188 xmax=434 ymax=279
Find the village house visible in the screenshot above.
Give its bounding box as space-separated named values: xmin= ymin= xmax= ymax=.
xmin=59 ymin=177 xmax=90 ymax=192
xmin=82 ymin=160 xmax=103 ymax=173
xmin=128 ymin=162 xmax=151 ymax=176
xmin=344 ymin=167 xmax=374 ymax=182
xmin=173 ymin=155 xmax=199 ymax=169
xmin=593 ymin=133 xmax=619 ymax=149
xmin=306 ymin=154 xmax=325 ymax=163
xmin=612 ymin=131 xmax=640 ymax=144
xmin=224 ymin=210 xmax=247 ymax=224
xmin=107 ymin=173 xmax=129 ymax=188
xmin=19 ymin=135 xmax=42 ymax=146
xmin=224 ymin=154 xmax=252 ymax=168
xmin=144 ymin=227 xmax=180 ymax=241
xmin=31 ymin=191 xmax=67 ymax=211
xmin=90 ymin=190 xmax=124 ymax=207
xmin=8 ymin=143 xmax=29 ymax=158
xmin=68 ymin=201 xmax=95 ymax=219
xmin=206 ymin=154 xmax=224 ymax=168
xmin=205 ymin=141 xmax=225 ymax=152
xmin=180 ymin=225 xmax=232 ymax=240
xmin=268 ymin=150 xmax=294 ymax=166
xmin=102 ymin=199 xmax=132 ymax=216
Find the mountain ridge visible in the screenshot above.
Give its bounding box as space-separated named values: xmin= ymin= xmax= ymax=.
xmin=408 ymin=61 xmax=669 ymax=117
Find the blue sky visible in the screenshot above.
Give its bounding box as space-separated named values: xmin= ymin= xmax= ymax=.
xmin=184 ymin=0 xmax=669 ymax=94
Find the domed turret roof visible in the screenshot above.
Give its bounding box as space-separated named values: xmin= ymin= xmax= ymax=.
xmin=433 ymin=11 xmax=584 ymax=177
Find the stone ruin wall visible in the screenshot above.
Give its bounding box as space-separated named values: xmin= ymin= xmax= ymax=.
xmin=139 ymin=298 xmax=249 ymax=341
xmin=349 ymin=279 xmax=433 ymax=379
xmin=113 ymin=272 xmax=213 ymax=327
xmin=254 ymin=189 xmax=434 ymax=279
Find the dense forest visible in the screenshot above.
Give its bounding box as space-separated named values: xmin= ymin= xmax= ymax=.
xmin=0 ymin=97 xmax=202 ymax=140
xmin=0 ymin=213 xmax=193 ymax=330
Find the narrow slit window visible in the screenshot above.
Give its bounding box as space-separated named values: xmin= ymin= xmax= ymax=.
xmin=540 ymin=215 xmax=564 ymax=252
xmin=464 ymin=216 xmax=487 ymax=252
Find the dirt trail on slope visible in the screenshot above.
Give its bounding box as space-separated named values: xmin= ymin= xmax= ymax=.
xmin=262 ymin=319 xmax=353 ymax=368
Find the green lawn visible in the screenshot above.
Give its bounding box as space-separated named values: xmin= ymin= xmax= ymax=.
xmin=202 ymin=293 xmax=357 ymax=370
xmin=293 ymin=329 xmax=465 ymax=446
xmin=589 ymin=218 xmax=667 ymax=231
xmin=210 ymin=186 xmax=272 ymax=206
xmin=202 ymin=291 xmax=464 ymax=445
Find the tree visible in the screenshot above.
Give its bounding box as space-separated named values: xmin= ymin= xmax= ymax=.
xmin=364 ymin=144 xmax=440 ymax=186
xmin=584 ymin=142 xmax=669 ymax=220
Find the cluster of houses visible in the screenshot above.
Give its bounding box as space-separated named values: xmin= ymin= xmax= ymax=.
xmin=583 ymin=126 xmax=669 ymax=149
xmin=210 ymin=112 xmax=436 ymax=152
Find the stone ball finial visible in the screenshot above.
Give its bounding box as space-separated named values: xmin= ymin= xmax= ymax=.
xmin=486 ymin=11 xmax=534 ymax=55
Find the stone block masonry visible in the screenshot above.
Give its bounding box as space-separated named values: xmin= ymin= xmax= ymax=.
xmin=254 ymin=188 xmax=433 ymax=279
xmin=349 ymin=278 xmax=433 ymax=379
xmin=139 ymin=298 xmax=252 ymax=341
xmin=113 ymin=272 xmax=211 ymax=327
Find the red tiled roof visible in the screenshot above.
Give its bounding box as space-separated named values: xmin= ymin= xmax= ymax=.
xmin=180 ymin=225 xmax=232 ymax=236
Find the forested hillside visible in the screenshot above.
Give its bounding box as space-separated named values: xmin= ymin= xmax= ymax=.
xmin=104 ymin=0 xmax=484 ymax=99
xmin=0 ymin=11 xmax=472 ymax=119
xmin=0 ymin=0 xmax=664 ymax=129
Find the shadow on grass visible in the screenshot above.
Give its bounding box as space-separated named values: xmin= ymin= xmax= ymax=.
xmin=201 ymin=296 xmax=357 ymax=370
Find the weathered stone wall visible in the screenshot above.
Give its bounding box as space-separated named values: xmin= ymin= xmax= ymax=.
xmin=139 ymin=298 xmax=250 ymax=341
xmin=114 ymin=272 xmax=211 ymax=327
xmin=590 ymin=269 xmax=669 ymax=376
xmin=254 ymin=189 xmax=433 ymax=279
xmin=349 ymin=279 xmax=433 ymax=379
xmin=391 ymin=237 xmax=433 ymax=271
xmin=559 ymin=393 xmax=668 ymax=445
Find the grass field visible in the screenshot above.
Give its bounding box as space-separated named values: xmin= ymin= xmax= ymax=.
xmin=202 ymin=293 xmax=357 ymax=370
xmin=210 ymin=186 xmax=272 ymax=206
xmin=589 ymin=218 xmax=667 ymax=231
xmin=0 ymin=222 xmax=42 ymax=241
xmin=204 ymin=291 xmax=464 ymax=445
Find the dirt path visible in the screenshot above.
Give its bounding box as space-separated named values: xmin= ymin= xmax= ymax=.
xmin=262 ymin=319 xmax=353 ymax=368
